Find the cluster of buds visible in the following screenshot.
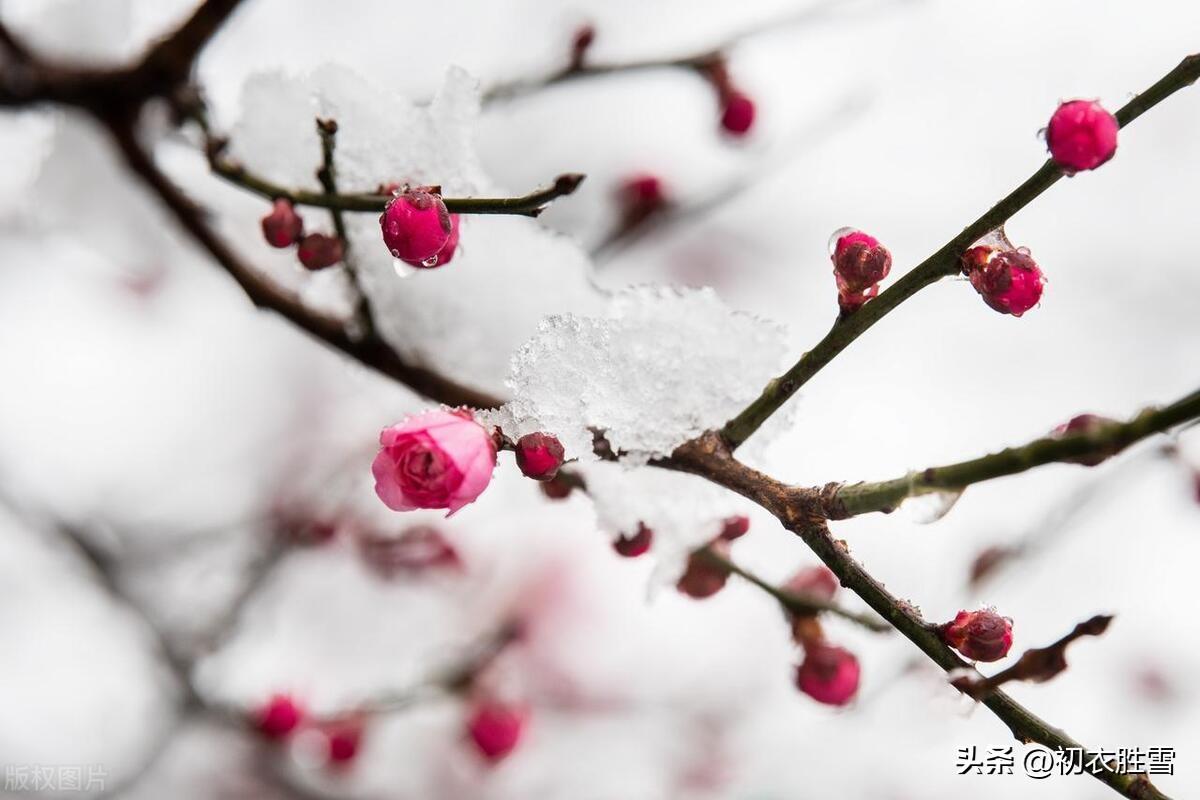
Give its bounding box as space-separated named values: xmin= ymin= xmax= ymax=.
xmin=380 ymin=186 xmax=461 ymax=268
xmin=260 ymin=198 xmax=344 ymax=270
xmin=780 ymin=564 xmax=860 ymax=706
xmin=960 ymin=245 xmax=1045 ymax=317
xmin=939 ymin=608 xmax=1014 ymax=662
xmin=674 ymin=515 xmax=751 ymax=597
xmin=253 ymin=694 xmax=363 ymax=767
xmin=830 ymin=228 xmax=892 ymax=315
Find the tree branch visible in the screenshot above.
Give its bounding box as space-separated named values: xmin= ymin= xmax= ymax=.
xmin=206 ymin=143 xmax=585 ymax=217
xmin=106 ymin=119 xmax=502 ymax=409
xmin=668 ymin=433 xmax=1171 ymax=800
xmin=720 ymin=53 xmax=1200 ymax=450
xmin=698 ymin=545 xmax=890 ymax=632
xmin=822 ymin=387 xmax=1200 ymax=518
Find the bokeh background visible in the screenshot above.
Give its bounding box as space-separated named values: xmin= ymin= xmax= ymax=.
xmin=1 ymin=0 xmax=1198 ymax=797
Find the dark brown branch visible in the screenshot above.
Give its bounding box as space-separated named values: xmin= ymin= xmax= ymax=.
xmin=953 ymin=615 xmax=1115 ymax=700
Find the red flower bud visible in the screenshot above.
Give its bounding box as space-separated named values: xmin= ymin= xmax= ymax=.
xmin=677 ymin=540 xmax=731 ymax=599
xmin=254 ymin=694 xmax=303 ymax=739
xmin=783 ymin=565 xmax=839 ymax=602
xmin=297 ymin=233 xmax=344 ymax=270
xmin=261 ymin=199 xmax=303 ymax=248
xmin=941 ymin=608 xmax=1013 ymax=662
xmin=357 ymin=524 xmax=461 ymax=577
xmin=1047 ymin=100 xmax=1119 ymax=174
xmin=720 ymin=91 xmax=756 ymax=137
xmin=960 ymin=246 xmax=1044 ymax=317
xmin=718 ymin=515 xmax=750 ymax=542
xmin=795 ymin=642 xmax=860 ymax=706
xmin=613 ymin=523 xmax=653 ymax=558
xmin=1050 ymin=413 xmax=1121 ymax=466
xmin=831 ymin=229 xmax=892 ymax=315
xmin=540 ymin=476 xmax=575 ymax=500
xmin=515 ymin=432 xmax=566 ymax=481
xmin=381 ymin=187 xmax=452 ymax=266
xmin=325 ymin=723 xmax=362 ymax=765
xmin=467 ymin=699 xmax=526 ymax=763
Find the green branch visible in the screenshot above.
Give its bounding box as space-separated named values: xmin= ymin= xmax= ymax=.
xmin=825 ymin=388 xmax=1200 ymax=518
xmin=720 ymin=53 xmax=1200 ymax=450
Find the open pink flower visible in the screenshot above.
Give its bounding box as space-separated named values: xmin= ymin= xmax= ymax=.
xmin=372 ymin=409 xmax=496 ymax=515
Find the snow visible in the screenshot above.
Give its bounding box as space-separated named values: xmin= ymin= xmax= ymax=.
xmin=483 ymin=286 xmax=788 ymax=461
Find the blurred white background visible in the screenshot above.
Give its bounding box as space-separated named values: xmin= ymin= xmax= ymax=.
xmin=0 ymin=0 xmax=1198 ymax=798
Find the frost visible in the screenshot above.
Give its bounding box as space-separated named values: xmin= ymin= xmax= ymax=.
xmin=483 ymin=287 xmax=788 ymax=461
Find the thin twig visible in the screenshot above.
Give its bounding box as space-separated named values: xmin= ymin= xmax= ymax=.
xmin=822 ymin=388 xmax=1200 ymax=517
xmin=698 ymin=545 xmax=890 ymax=632
xmin=721 ymin=53 xmax=1200 ymax=450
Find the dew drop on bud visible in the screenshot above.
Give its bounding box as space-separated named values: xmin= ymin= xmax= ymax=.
xmin=421 ymin=254 xmax=439 ymax=267
xmin=827 ymin=226 xmax=857 ymax=257
xmin=900 ymin=489 xmax=964 ymax=524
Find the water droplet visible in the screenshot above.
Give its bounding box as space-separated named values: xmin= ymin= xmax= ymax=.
xmin=421 ymin=254 xmax=439 ymax=267
xmin=974 ymin=226 xmax=1014 ymax=251
xmin=389 ymin=248 xmax=400 ymax=258
xmin=900 ymin=488 xmax=964 ymax=524
xmin=827 ymin=226 xmax=858 ymax=256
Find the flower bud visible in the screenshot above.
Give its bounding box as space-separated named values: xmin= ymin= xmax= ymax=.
xmin=261 ymin=199 xmax=303 ymax=248
xmin=613 ymin=523 xmax=653 ymax=558
xmin=718 ymin=515 xmax=750 ymax=541
xmin=783 ymin=565 xmax=839 ymax=602
xmin=1047 ymin=100 xmax=1119 ymax=174
xmin=380 ymin=187 xmax=452 ymax=266
xmin=795 ymin=642 xmax=860 ymax=706
xmin=720 ymin=91 xmax=756 ymax=137
xmin=297 ymin=233 xmax=344 ymax=270
xmin=540 ymin=475 xmax=575 ymax=500
xmin=254 ymin=694 xmax=303 ymax=739
xmin=372 ymin=409 xmax=497 ymax=516
xmin=357 ymin=524 xmax=461 ymax=577
xmin=467 ymin=699 xmax=526 ymax=763
xmin=960 ymin=246 xmax=1044 ymax=317
xmin=325 ymin=723 xmax=362 ymax=765
xmin=1050 ymin=413 xmax=1121 ymax=466
xmin=677 ymin=540 xmax=731 ymax=599
xmin=515 ymin=432 xmax=566 ymax=481
xmin=831 ymin=229 xmax=892 ymax=315
xmin=941 ymin=608 xmax=1013 ymax=662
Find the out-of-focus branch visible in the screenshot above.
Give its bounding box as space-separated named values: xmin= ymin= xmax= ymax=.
xmin=698 ymin=545 xmax=890 ymax=632
xmin=821 ymin=388 xmax=1200 ymax=518
xmin=482 ymin=0 xmax=906 ymax=103
xmin=668 ymin=432 xmax=1170 ymax=800
xmin=720 ymin=53 xmax=1200 ymax=450
xmin=953 ymin=615 xmax=1114 ymax=700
